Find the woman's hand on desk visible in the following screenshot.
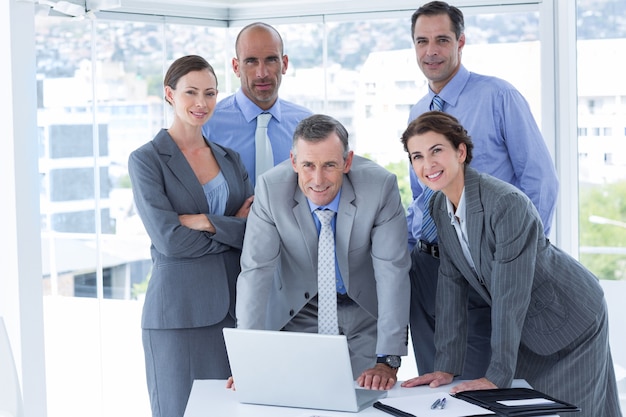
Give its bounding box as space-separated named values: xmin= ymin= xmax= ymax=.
xmin=449 ymin=377 xmax=497 ymax=394
xmin=401 ymin=371 xmax=453 ymax=388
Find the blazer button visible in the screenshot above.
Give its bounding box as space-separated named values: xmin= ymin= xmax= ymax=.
xmin=304 ymin=292 xmax=310 ymax=299
xmin=289 ymin=309 xmax=294 ymax=316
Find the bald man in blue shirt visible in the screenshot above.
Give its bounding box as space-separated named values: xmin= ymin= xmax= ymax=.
xmin=202 ymin=22 xmax=312 ymax=186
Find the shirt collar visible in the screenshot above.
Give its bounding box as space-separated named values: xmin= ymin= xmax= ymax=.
xmin=446 ymin=187 xmax=467 ymax=225
xmin=429 ymin=64 xmax=470 ymax=108
xmin=308 ymin=190 xmax=342 ymax=214
xmin=235 ymin=88 xmax=281 ymax=123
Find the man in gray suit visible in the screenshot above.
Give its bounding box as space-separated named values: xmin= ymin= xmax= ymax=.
xmin=236 ymin=114 xmax=411 ymax=390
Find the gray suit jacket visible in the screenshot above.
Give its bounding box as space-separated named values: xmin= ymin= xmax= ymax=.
xmin=129 ymin=129 xmax=254 ymax=329
xmin=432 ymin=167 xmax=604 ymax=387
xmin=236 ymin=155 xmax=411 ymax=355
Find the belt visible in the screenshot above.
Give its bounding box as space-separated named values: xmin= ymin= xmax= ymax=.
xmin=336 ymin=292 xmax=354 ymax=305
xmin=418 ymin=239 xmax=439 ymax=259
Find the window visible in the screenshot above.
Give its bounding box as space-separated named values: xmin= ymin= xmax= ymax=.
xmin=33 ymin=2 xmax=625 ymax=415
xmin=577 ymin=0 xmax=626 ymax=410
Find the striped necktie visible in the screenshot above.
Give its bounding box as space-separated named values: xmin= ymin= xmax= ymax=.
xmin=422 ymin=95 xmax=445 ymax=243
xmin=430 ymin=95 xmax=444 ymax=111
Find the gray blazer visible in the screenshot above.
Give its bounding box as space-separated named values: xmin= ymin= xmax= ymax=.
xmin=236 ymin=155 xmax=411 ymax=356
xmin=129 ymin=129 xmax=254 ymax=329
xmin=432 ymin=167 xmax=605 ymax=387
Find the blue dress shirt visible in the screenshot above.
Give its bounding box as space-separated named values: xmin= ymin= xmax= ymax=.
xmin=202 ymin=89 xmax=312 ymax=186
xmin=202 ymin=170 xmax=229 ymax=216
xmin=307 ymin=192 xmax=347 ymax=294
xmin=406 ymin=65 xmax=559 ymax=248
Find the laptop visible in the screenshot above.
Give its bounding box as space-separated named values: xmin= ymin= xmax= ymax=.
xmin=223 ymin=328 xmax=387 ymax=412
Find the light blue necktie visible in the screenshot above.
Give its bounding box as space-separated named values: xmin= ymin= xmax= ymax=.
xmin=315 ymin=209 xmax=339 ymax=335
xmin=254 ymin=113 xmax=273 ymax=181
xmin=421 ymin=95 xmax=445 ymax=243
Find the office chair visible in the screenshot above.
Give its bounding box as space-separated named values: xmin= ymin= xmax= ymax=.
xmin=0 ymin=317 xmax=24 ymax=417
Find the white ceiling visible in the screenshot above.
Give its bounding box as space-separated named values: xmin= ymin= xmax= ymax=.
xmin=88 ymin=0 xmax=426 ymax=21
xmin=40 ymin=0 xmax=535 ymax=21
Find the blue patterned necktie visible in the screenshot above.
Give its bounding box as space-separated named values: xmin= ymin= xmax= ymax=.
xmin=421 ymin=187 xmax=437 ymax=243
xmin=430 ymin=95 xmax=444 ymax=111
xmin=421 ymin=95 xmax=445 ymax=243
xmin=314 ymin=209 xmax=339 ymax=335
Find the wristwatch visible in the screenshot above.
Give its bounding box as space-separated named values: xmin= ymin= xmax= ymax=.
xmin=376 ymin=355 xmax=401 ymax=369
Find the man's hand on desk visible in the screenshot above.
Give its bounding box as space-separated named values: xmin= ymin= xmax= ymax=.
xmin=225 ymin=376 xmax=236 ymax=391
xmin=356 ymin=363 xmax=398 ymax=391
xmin=401 ymin=371 xmax=454 ymax=388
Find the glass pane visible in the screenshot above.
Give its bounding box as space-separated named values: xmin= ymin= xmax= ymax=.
xmin=39 ymin=6 xmax=600 ymax=415
xmin=36 ymin=16 xmax=105 ymax=416
xmin=576 ymin=0 xmax=626 ymax=409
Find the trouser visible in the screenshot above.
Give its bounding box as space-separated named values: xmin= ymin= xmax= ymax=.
xmin=283 ymin=294 xmax=378 ymax=378
xmin=409 ymin=245 xmax=492 ymax=379
xmin=143 ymin=314 xmax=235 ymax=417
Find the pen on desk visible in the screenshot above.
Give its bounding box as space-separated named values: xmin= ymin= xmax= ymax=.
xmin=431 ymin=397 xmax=447 ymax=410
xmin=373 ymin=401 xmax=416 ymax=417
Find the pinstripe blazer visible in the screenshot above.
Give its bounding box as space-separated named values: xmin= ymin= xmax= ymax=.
xmin=432 ymin=167 xmax=605 ymax=388
xmin=236 ymin=156 xmax=411 ymax=356
xmin=129 ymin=129 xmax=254 ymax=329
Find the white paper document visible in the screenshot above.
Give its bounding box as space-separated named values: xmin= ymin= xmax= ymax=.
xmin=379 ymin=392 xmax=496 ymax=417
xmin=497 ymin=398 xmax=556 ymax=407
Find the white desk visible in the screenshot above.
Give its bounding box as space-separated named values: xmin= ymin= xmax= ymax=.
xmin=184 ymin=379 xmax=559 ymax=417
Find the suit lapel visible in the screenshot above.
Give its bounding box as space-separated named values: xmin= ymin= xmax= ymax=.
xmin=210 ymin=142 xmax=240 ymax=216
xmin=153 ymin=130 xmax=209 ymax=213
xmin=433 ymin=192 xmax=470 ymax=277
xmin=433 ymin=170 xmax=486 ymax=296
xmin=293 ymin=187 xmax=319 ymax=270
xmin=335 ymin=177 xmax=356 ymax=287
xmin=464 ymin=168 xmax=485 ymax=276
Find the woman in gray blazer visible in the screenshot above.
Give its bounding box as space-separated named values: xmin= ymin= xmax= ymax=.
xmin=400 ymin=111 xmax=621 ymax=417
xmin=128 ymin=55 xmax=254 ymax=417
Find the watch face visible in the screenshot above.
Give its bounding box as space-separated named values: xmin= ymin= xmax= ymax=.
xmin=385 ymin=355 xmax=401 ymax=368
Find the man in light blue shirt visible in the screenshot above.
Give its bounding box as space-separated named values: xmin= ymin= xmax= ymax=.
xmin=202 ymin=22 xmax=312 ymax=186
xmin=407 ymin=1 xmax=558 ymax=380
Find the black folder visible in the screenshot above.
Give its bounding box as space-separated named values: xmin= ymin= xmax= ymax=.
xmin=453 ymin=388 xmax=580 ymax=416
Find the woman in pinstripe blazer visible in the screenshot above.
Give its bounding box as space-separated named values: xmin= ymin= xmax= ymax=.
xmin=128 ymin=55 xmax=254 ymax=417
xmin=400 ymin=111 xmax=621 ymax=417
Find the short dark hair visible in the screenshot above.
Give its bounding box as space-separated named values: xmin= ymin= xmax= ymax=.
xmin=411 ymin=1 xmax=465 ymax=41
xmin=163 ymin=55 xmax=217 ymax=105
xmin=235 ymin=22 xmax=285 ymax=57
xmin=292 ymin=114 xmax=350 ymax=160
xmin=400 ymin=111 xmax=474 ymax=165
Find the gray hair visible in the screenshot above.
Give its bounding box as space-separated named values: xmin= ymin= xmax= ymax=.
xmin=292 ymin=114 xmax=350 ymax=160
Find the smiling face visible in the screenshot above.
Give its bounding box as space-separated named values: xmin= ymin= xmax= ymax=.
xmin=406 ymin=130 xmax=467 ymax=204
xmin=233 ymin=25 xmax=288 ymax=110
xmin=413 ymin=13 xmax=465 ymax=93
xmin=290 ymin=133 xmax=353 ymax=207
xmin=165 ymin=69 xmax=217 ymax=128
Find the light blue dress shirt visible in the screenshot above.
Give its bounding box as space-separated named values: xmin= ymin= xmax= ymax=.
xmin=406 ymin=65 xmax=558 ymax=248
xmin=307 ymin=192 xmax=347 ymax=294
xmin=202 ymin=170 xmax=229 ymax=216
xmin=202 ymin=89 xmax=312 ymax=186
